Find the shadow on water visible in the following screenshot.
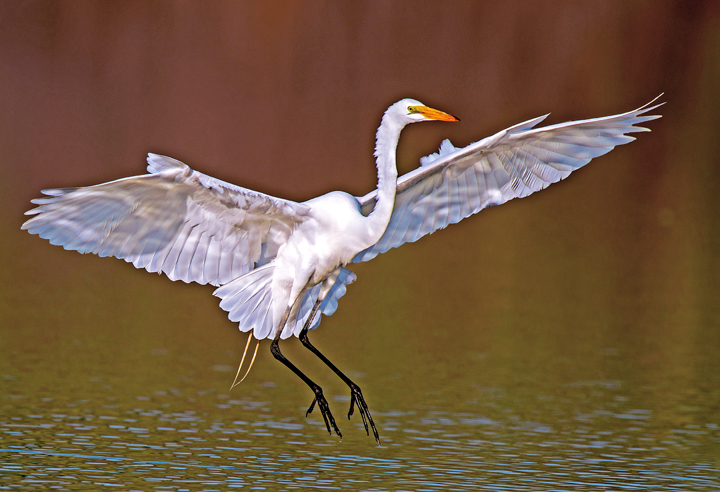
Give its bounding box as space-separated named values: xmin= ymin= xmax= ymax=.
xmin=1 ymin=1 xmax=720 ymax=490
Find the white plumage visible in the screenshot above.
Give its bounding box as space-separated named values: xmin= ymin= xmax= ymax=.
xmin=22 ymin=96 xmax=662 ymax=441
xmin=353 ymin=100 xmax=662 ymax=262
xmin=25 ymin=154 xmax=309 ymax=286
xmin=23 ymin=97 xmax=662 ymax=338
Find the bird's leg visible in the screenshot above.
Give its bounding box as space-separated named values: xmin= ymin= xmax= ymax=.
xmin=269 ymin=306 xmax=341 ymax=438
xmin=299 ymin=299 xmax=381 ymax=445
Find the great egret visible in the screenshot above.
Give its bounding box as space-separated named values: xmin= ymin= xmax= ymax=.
xmin=22 ymin=97 xmax=662 ymax=443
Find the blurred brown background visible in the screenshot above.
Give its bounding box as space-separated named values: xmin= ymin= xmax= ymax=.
xmin=1 ymin=1 xmax=713 ymax=201
xmin=0 ymin=1 xmax=718 ymax=417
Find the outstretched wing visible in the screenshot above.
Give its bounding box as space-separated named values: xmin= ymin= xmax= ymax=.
xmin=353 ymin=96 xmax=663 ymax=263
xmin=23 ymin=154 xmax=311 ymax=286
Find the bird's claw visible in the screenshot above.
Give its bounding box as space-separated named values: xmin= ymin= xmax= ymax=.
xmin=307 ymin=388 xmax=341 ymax=438
xmin=348 ymin=383 xmax=380 ymax=445
xmin=306 ymin=397 xmax=317 ymax=417
xmin=348 ymin=395 xmax=356 ymax=418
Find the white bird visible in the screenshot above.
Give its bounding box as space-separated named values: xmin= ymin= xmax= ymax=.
xmin=22 ymin=96 xmax=662 ymax=443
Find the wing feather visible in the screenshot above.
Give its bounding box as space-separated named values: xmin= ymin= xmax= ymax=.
xmin=23 ymin=154 xmax=311 ymax=286
xmin=188 ymin=232 xmax=210 ymax=284
xmin=354 ymin=96 xmax=663 ymax=263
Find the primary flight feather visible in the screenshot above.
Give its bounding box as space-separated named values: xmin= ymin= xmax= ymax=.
xmin=23 ymin=96 xmax=663 ymax=443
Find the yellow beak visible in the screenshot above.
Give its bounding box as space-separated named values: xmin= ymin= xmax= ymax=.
xmin=408 ymin=105 xmax=460 ymax=122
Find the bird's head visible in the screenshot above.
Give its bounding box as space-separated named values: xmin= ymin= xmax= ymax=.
xmin=391 ymin=98 xmax=459 ymax=125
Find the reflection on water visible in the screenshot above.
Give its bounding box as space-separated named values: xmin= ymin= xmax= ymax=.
xmin=1 ymin=366 xmax=719 ymax=490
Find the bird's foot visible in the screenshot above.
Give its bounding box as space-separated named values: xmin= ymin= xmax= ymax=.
xmin=306 ymin=387 xmax=342 ymax=438
xmin=347 ymin=382 xmax=380 ymax=445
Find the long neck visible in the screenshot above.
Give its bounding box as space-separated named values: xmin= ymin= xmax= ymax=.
xmin=365 ymin=112 xmax=403 ymax=244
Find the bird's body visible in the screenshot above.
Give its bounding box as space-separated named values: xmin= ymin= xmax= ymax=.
xmin=22 ymin=97 xmax=662 ymax=443
xmin=269 ymin=190 xmax=372 ymax=335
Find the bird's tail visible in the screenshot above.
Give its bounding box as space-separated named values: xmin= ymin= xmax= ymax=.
xmin=213 ymin=264 xmax=357 ymax=341
xmin=213 ymin=263 xmax=277 ymax=340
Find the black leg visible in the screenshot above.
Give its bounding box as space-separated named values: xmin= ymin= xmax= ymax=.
xmin=299 ymin=299 xmax=381 ymax=445
xmin=270 ymin=307 xmax=341 ymax=438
